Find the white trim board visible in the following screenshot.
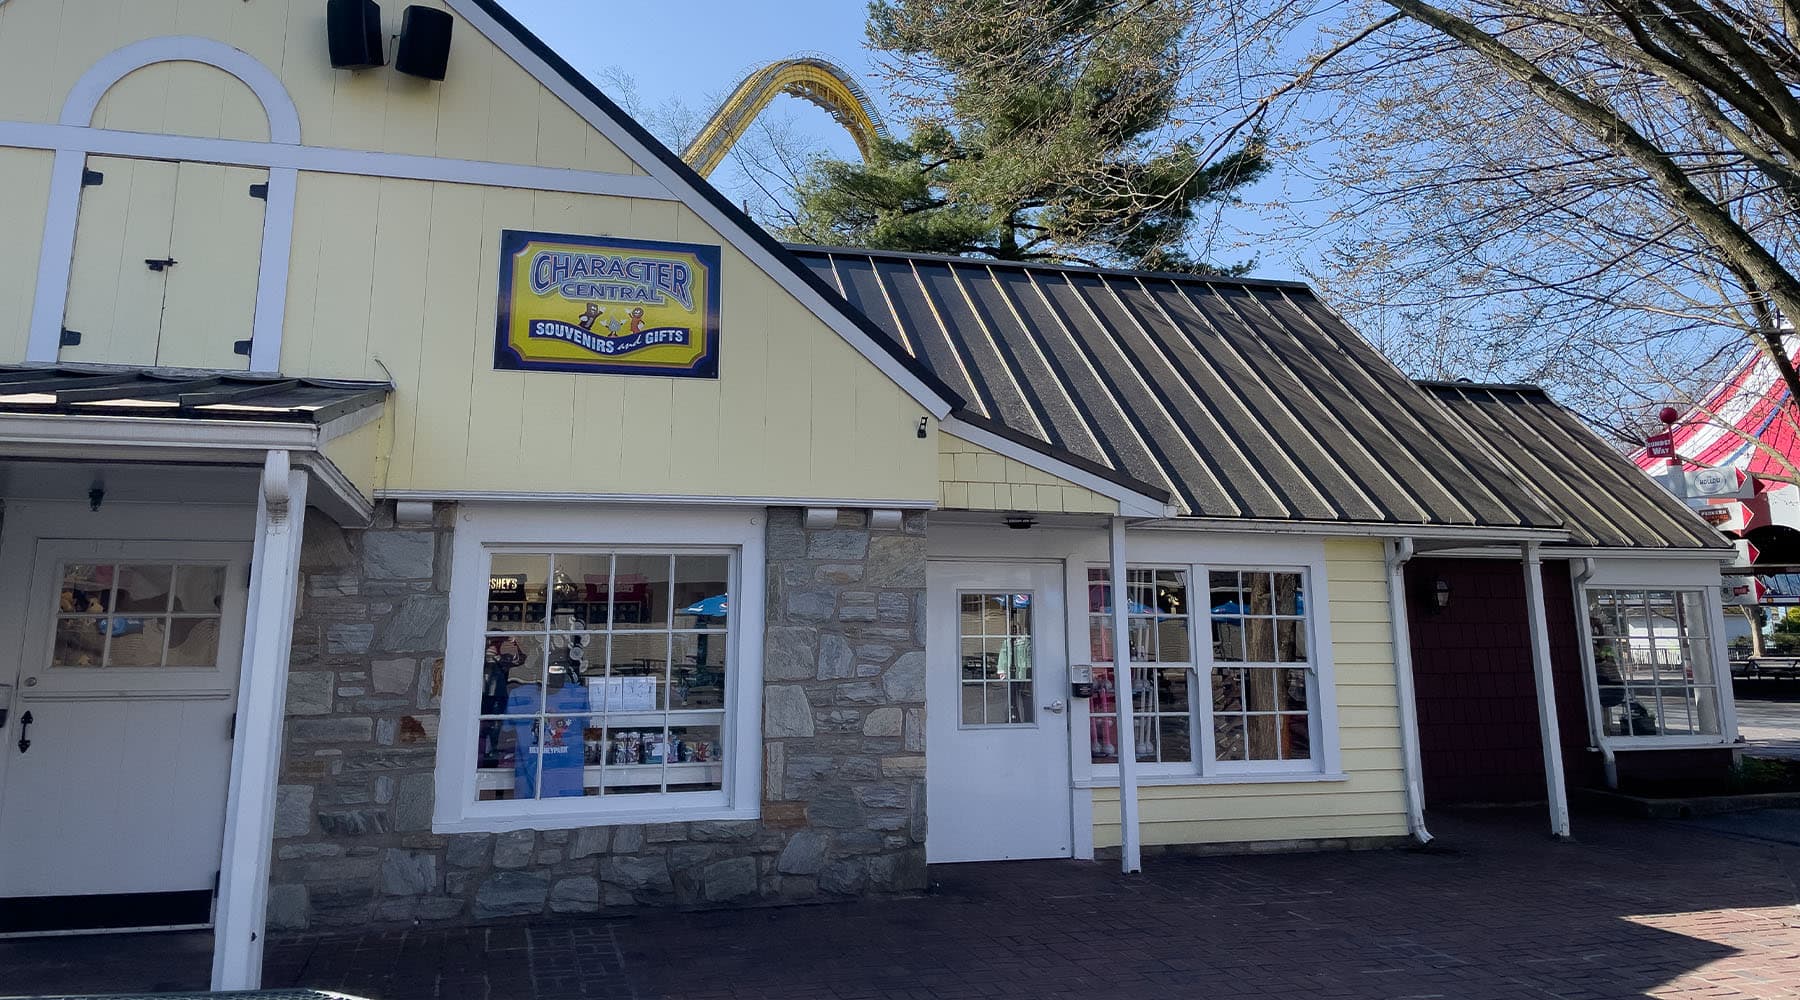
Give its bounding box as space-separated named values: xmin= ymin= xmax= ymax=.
xmin=377 ymin=489 xmax=937 ymax=509
xmin=0 ymin=124 xmax=677 ymax=201
xmin=444 ymin=0 xmax=956 ymax=419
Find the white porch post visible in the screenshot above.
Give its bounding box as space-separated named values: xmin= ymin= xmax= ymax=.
xmin=1521 ymin=542 xmax=1572 ymax=840
xmin=213 ymin=450 xmax=308 ymax=990
xmin=1109 ymin=517 xmax=1142 ymax=873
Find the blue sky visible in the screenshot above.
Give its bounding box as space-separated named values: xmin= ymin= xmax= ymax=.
xmin=498 ymin=0 xmax=1300 ymax=279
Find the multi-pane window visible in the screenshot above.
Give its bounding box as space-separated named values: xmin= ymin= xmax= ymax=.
xmin=53 ymin=562 xmax=225 ymax=668
xmin=958 ymin=593 xmax=1035 ymax=726
xmin=1208 ymin=571 xmax=1312 ymax=763
xmin=1087 ymin=568 xmax=1193 ymax=764
xmin=1587 ymin=589 xmax=1720 ymax=739
xmin=475 ymin=550 xmax=731 ymax=801
xmin=1089 ymin=565 xmax=1317 ymax=771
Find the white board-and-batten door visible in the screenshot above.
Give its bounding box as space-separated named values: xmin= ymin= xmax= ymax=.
xmin=0 ymin=539 xmax=251 ymax=898
xmin=59 ymin=156 xmax=267 ymax=371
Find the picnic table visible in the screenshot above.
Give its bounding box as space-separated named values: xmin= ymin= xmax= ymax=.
xmin=1733 ymin=656 xmax=1800 ymax=680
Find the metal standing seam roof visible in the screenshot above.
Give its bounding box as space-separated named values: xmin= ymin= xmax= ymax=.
xmin=1421 ymin=381 xmax=1728 ymax=550
xmin=791 ymin=246 xmax=1715 ymax=548
xmin=0 ymin=366 xmax=391 ymax=423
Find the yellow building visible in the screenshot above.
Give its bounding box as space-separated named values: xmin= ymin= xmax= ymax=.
xmin=0 ymin=0 xmax=1735 ymax=990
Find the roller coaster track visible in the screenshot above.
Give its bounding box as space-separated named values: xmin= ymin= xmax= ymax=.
xmin=682 ymin=55 xmax=889 ymax=178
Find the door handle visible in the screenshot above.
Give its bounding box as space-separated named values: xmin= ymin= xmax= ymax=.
xmin=16 ymin=710 xmax=31 ymax=753
xmin=1042 ymin=699 xmax=1066 ymax=715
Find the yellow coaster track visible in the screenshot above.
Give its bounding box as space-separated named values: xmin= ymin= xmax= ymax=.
xmin=682 ymin=56 xmax=888 ymax=178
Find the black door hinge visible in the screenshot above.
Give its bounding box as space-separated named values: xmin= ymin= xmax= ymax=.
xmin=81 ymin=169 xmax=104 ymax=186
xmin=59 ymin=328 xmax=82 ymax=347
xmin=145 ymin=257 xmax=178 ymax=272
xmin=228 ymin=712 xmax=236 ymax=739
xmin=248 ymin=183 xmax=268 ymax=200
xmin=232 ymin=340 xmax=253 ymax=356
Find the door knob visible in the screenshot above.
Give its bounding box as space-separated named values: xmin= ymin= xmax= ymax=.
xmin=1042 ymin=699 xmax=1066 ymax=715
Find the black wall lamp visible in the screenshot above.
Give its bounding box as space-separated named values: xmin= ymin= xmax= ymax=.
xmin=327 ymin=1 xmax=454 ymax=81
xmin=1433 ymin=578 xmax=1451 ymax=611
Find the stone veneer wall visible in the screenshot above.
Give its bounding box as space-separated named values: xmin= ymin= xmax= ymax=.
xmin=267 ymin=503 xmax=927 ymax=931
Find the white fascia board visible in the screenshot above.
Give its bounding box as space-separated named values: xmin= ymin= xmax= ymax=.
xmin=1419 ymin=544 xmax=1729 ymax=561
xmin=0 ymin=412 xmax=371 ymax=524
xmin=377 ymin=489 xmax=937 ymax=509
xmin=445 ymin=0 xmax=954 ymax=419
xmin=0 ymin=122 xmax=677 ymax=202
xmin=1133 ymin=517 xmax=1572 ymax=543
xmin=940 ymin=417 xmax=1174 ymax=518
xmin=0 ymin=412 xmax=319 ymax=452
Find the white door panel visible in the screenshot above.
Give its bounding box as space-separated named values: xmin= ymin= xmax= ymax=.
xmin=926 ymin=561 xmax=1072 ymax=862
xmin=0 ymin=540 xmax=250 ymax=899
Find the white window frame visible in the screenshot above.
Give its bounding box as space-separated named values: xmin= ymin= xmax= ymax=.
xmin=432 ymin=504 xmax=765 ymax=833
xmin=1076 ymin=535 xmax=1344 ymax=785
xmin=1576 ymin=581 xmax=1734 ymax=750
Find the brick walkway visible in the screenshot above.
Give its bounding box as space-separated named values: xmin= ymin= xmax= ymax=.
xmin=8 ymin=809 xmax=1799 ymax=999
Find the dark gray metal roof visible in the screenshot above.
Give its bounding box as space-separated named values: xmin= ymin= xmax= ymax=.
xmin=792 ymin=246 xmax=1711 ymax=549
xmin=1420 ymin=381 xmax=1728 ymax=550
xmin=0 ymin=366 xmax=390 ymax=424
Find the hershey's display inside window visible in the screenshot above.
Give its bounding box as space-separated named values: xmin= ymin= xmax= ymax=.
xmin=475 ymin=550 xmax=731 ymax=800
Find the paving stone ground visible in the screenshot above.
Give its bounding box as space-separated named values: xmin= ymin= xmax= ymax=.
xmin=6 ymin=809 xmax=1798 ymax=1000
xmin=1736 ymin=686 xmax=1800 ymax=761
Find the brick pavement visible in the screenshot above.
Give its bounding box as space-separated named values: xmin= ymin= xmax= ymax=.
xmin=7 ymin=808 xmax=1799 ymax=1000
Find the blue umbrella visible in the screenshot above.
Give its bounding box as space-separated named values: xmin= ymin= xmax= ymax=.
xmin=683 ymin=594 xmax=729 ymax=618
xmin=1211 ymin=595 xmax=1304 ymax=616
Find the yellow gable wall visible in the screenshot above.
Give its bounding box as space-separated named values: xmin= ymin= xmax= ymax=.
xmin=278 ymin=173 xmax=937 ymax=499
xmin=0 ymin=0 xmax=643 ymax=172
xmin=0 ymin=0 xmax=943 ymax=502
xmin=939 ymin=432 xmax=1118 ymax=515
xmin=1093 ymin=539 xmax=1408 ymax=848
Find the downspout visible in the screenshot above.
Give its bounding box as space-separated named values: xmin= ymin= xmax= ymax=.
xmin=1570 ymin=558 xmax=1617 ymax=789
xmin=1384 ymin=538 xmax=1432 ymax=844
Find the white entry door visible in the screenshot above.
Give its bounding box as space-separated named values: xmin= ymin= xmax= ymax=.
xmin=0 ymin=539 xmax=250 ymax=900
xmin=926 ymin=561 xmax=1072 ymax=862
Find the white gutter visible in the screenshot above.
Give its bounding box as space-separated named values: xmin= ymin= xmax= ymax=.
xmin=1384 ymin=538 xmax=1433 ymax=844
xmin=1569 ymin=558 xmax=1617 ymax=789
xmin=1109 ymin=516 xmax=1142 ymax=872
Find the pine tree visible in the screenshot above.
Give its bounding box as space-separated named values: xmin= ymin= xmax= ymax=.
xmin=778 ymin=0 xmax=1268 ymax=273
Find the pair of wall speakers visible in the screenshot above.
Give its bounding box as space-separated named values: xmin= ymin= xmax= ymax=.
xmin=327 ymin=0 xmax=453 ymax=82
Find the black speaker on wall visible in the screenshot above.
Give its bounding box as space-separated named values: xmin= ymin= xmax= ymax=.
xmin=395 ymin=6 xmax=454 ymax=81
xmin=326 ymin=0 xmax=384 ymax=69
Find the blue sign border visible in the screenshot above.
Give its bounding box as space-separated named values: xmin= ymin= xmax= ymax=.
xmin=494 ymin=230 xmax=722 ymax=379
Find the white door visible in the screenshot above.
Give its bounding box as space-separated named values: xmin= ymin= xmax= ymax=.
xmin=0 ymin=539 xmax=250 ymax=900
xmin=60 ymin=155 xmax=265 ymax=370
xmin=926 ymin=561 xmax=1072 ymax=862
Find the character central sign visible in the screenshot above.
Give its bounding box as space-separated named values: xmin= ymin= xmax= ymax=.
xmin=495 ymin=230 xmax=721 ymax=377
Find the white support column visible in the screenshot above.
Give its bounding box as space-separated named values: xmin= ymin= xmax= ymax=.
xmin=1109 ymin=517 xmax=1142 ymax=873
xmin=213 ymin=451 xmax=308 ymax=990
xmin=1521 ymin=543 xmax=1572 ymax=840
